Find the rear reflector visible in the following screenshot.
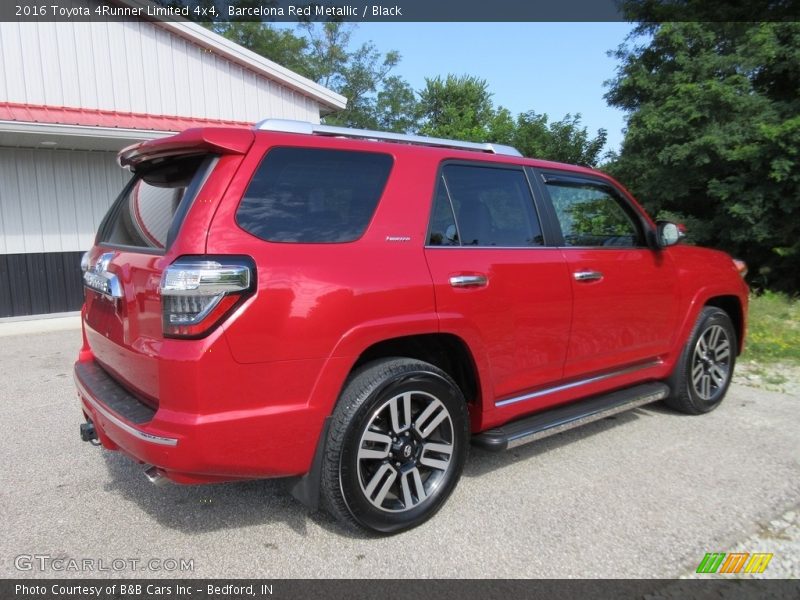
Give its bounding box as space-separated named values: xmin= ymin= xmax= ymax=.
xmin=160 ymin=257 xmax=254 ymax=338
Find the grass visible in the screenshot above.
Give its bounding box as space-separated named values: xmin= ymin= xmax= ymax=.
xmin=741 ymin=290 xmax=800 ymax=364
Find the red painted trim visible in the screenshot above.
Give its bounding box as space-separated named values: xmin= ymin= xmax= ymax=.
xmin=0 ymin=102 xmax=252 ymax=133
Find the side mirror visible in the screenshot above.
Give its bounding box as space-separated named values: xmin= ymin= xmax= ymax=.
xmin=656 ymin=221 xmax=684 ymax=248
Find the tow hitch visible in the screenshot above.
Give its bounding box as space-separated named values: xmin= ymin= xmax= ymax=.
xmin=79 ymin=421 xmax=100 ymax=446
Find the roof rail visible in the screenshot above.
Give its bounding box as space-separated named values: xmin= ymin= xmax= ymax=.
xmin=253 ymin=119 xmax=523 ymax=157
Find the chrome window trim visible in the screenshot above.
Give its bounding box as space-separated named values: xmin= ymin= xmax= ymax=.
xmin=424 ymin=245 xmax=556 ymax=250
xmin=557 ymin=245 xmax=652 ymax=251
xmin=423 ymin=245 xmax=653 ymax=250
xmin=494 ymin=359 xmax=664 ymax=408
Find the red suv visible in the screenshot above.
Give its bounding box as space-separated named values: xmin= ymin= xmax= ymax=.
xmin=76 ymin=120 xmax=748 ymax=533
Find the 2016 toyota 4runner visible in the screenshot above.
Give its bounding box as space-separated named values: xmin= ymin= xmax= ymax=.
xmin=76 ymin=119 xmax=748 ymax=533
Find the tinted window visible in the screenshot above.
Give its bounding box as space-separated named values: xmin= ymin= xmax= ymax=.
xmin=545 ymin=180 xmax=642 ymax=247
xmin=428 ymin=177 xmax=459 ymax=246
xmin=99 ymin=154 xmax=210 ymax=250
xmin=440 ymin=164 xmax=543 ymax=247
xmin=237 ymin=148 xmax=393 ymax=243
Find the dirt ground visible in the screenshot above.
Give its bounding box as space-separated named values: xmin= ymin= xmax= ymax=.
xmin=734 ymin=359 xmax=800 ymax=398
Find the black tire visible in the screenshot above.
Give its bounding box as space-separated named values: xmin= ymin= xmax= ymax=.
xmin=320 ymin=358 xmax=469 ymax=534
xmin=664 ymin=307 xmax=737 ymax=415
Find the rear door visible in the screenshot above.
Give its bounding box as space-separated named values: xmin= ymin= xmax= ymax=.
xmin=424 ymin=161 xmax=572 ymax=409
xmin=537 ymin=171 xmax=679 ymax=379
xmin=82 ymin=153 xmax=226 ymax=401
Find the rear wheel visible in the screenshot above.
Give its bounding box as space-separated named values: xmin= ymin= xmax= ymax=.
xmin=320 ymin=358 xmax=469 ymax=534
xmin=665 ymin=307 xmax=737 ymax=414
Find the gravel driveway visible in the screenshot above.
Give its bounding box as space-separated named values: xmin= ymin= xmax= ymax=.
xmin=1 ymin=324 xmax=797 ymax=579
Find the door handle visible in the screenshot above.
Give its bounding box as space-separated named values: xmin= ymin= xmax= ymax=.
xmin=449 ymin=274 xmax=488 ymax=288
xmin=573 ymin=270 xmax=604 ymax=282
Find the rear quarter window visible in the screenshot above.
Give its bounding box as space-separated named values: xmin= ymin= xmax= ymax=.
xmin=236 ymin=147 xmax=393 ymax=243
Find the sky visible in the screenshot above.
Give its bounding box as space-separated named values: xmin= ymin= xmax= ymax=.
xmin=285 ymin=22 xmax=637 ymax=153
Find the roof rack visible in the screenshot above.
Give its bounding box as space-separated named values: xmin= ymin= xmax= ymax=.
xmin=254 ymin=119 xmax=523 ymax=157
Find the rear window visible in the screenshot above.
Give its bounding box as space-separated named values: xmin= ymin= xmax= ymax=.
xmin=98 ymin=154 xmax=213 ymax=250
xmin=236 ymin=147 xmax=393 ymax=243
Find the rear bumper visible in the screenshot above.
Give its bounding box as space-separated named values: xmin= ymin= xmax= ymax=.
xmin=74 ymin=361 xmax=178 ymax=449
xmin=74 ymin=356 xmax=330 ymax=484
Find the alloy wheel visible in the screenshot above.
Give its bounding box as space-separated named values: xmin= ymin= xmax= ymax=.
xmin=356 ymin=390 xmax=454 ymax=513
xmin=691 ymin=324 xmax=732 ymax=401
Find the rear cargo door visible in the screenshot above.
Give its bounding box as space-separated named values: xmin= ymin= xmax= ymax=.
xmin=82 ymin=154 xmax=223 ymax=402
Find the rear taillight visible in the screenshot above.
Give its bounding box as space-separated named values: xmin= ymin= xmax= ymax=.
xmin=160 ymin=257 xmax=255 ymax=338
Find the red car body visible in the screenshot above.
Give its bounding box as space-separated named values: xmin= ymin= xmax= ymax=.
xmin=75 ymin=124 xmax=748 ymax=489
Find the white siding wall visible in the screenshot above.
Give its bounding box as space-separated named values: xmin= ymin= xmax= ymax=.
xmin=0 ymin=148 xmax=129 ymax=254
xmin=0 ymin=20 xmax=321 ymax=124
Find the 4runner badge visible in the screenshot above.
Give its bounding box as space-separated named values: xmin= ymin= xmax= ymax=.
xmin=83 ymin=252 xmax=124 ymax=300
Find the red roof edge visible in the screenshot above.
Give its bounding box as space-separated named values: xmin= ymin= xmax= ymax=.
xmin=0 ymin=102 xmax=253 ymax=133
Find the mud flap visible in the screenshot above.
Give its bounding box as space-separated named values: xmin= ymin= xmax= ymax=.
xmin=289 ymin=417 xmax=332 ymax=511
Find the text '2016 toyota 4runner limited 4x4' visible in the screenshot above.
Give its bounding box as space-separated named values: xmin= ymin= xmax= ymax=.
xmin=75 ymin=120 xmax=748 ymax=534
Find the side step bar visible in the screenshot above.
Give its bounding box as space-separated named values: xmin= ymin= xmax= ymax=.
xmin=473 ymin=382 xmax=670 ymax=452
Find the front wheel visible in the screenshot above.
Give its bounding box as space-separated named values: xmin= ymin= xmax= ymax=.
xmin=665 ymin=307 xmax=737 ymax=415
xmin=320 ymin=358 xmax=469 ymax=534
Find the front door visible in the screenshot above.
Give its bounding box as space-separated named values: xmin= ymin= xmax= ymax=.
xmin=538 ymin=171 xmax=679 ymax=379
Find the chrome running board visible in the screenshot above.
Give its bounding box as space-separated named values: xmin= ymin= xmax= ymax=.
xmin=473 ymin=382 xmax=670 ymax=452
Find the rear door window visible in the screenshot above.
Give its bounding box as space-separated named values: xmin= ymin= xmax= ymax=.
xmin=429 ymin=163 xmax=544 ymax=247
xmin=98 ymin=154 xmax=213 ymax=251
xmin=236 ymin=147 xmax=393 ymax=243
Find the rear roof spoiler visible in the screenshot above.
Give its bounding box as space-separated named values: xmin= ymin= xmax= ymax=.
xmin=118 ymin=127 xmax=255 ymax=169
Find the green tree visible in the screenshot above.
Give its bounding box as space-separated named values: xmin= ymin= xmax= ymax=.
xmin=212 ymin=22 xmax=310 ymax=78
xmin=416 ymin=75 xmax=495 ymax=140
xmin=374 ymin=76 xmax=418 ymax=133
xmin=207 ymin=23 xmax=608 ymax=168
xmin=213 ymin=21 xmax=411 ymax=131
xmin=606 ymin=18 xmax=800 ymax=291
xmin=416 ymin=75 xmax=607 ymax=165
xmin=509 ymin=112 xmax=607 ymax=166
xmin=301 ymin=23 xmax=407 ymax=129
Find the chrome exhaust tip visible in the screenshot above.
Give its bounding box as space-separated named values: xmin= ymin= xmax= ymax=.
xmin=144 ymin=465 xmax=169 ymax=487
